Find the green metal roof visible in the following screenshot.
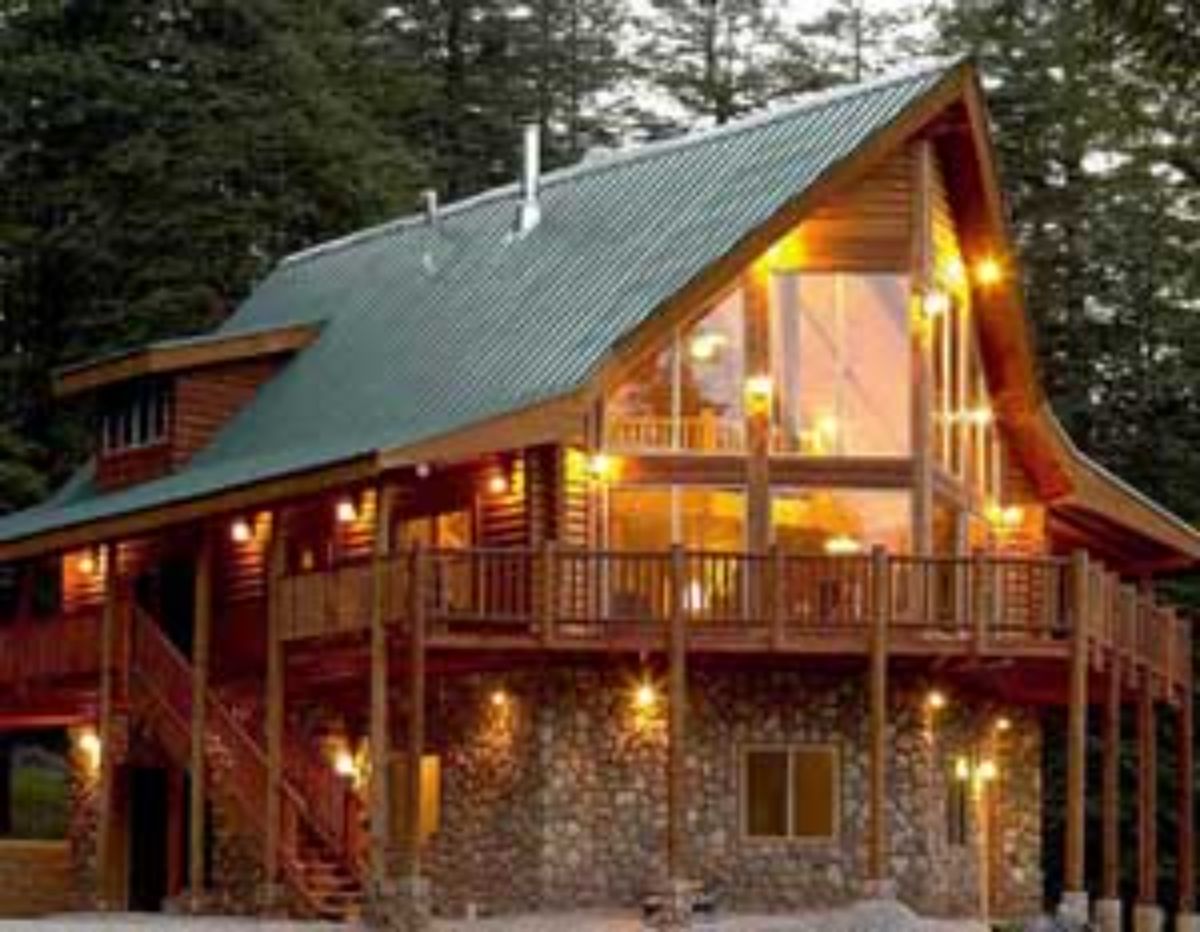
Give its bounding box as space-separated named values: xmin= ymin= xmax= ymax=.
xmin=0 ymin=60 xmax=960 ymax=546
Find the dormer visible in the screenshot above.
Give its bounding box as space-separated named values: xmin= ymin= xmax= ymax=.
xmin=55 ymin=323 xmax=320 ymax=492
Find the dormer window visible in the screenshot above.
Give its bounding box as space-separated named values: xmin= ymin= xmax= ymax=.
xmin=99 ymin=379 xmax=173 ymax=454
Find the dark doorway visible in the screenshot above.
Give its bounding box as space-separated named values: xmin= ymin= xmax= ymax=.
xmin=158 ymin=557 xmax=195 ymax=658
xmin=128 ymin=767 xmax=169 ymax=912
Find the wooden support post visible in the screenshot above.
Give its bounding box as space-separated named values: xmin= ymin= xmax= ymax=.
xmin=95 ymin=541 xmax=118 ymax=910
xmin=539 ymin=539 xmax=557 ymax=646
xmin=743 ymin=269 xmax=771 ymax=558
xmin=189 ymin=528 xmax=213 ymax=909
xmin=1064 ymin=549 xmax=1090 ymax=906
xmin=1102 ymin=656 xmax=1121 ymax=902
xmin=369 ymin=486 xmax=395 ymax=892
xmin=403 ymin=541 xmax=427 ymax=878
xmin=866 ymin=546 xmax=890 ymax=889
xmin=167 ymin=768 xmax=186 ymax=900
xmin=1137 ymin=676 xmax=1157 ymax=908
xmin=910 ymin=140 xmax=935 ymax=558
xmin=1180 ymin=668 xmax=1196 ymax=917
xmin=667 ymin=544 xmax=688 ymax=882
xmin=263 ymin=517 xmax=286 ymax=906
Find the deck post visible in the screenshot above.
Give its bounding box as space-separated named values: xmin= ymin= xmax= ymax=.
xmin=395 ymin=540 xmax=431 ymax=931
xmin=910 ymin=140 xmax=934 ymax=558
xmin=188 ymin=526 xmax=213 ymax=911
xmin=261 ymin=514 xmax=286 ymax=912
xmin=1096 ymin=655 xmax=1123 ymax=932
xmin=865 ymin=546 xmax=891 ymax=897
xmin=743 ymin=268 xmax=771 ymax=557
xmin=1060 ymin=548 xmax=1090 ymax=923
xmin=1136 ymin=673 xmax=1161 ymax=932
xmin=369 ymin=485 xmax=395 ymax=910
xmin=1177 ymin=664 xmax=1196 ymax=932
xmin=95 ymin=541 xmax=118 ymax=910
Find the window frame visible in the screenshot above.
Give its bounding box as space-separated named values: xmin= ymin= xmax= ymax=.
xmin=740 ymin=742 xmax=841 ymax=844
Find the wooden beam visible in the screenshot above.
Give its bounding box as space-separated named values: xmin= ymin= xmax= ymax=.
xmin=1180 ymin=666 xmax=1195 ymax=914
xmin=403 ymin=542 xmax=427 ymax=877
xmin=1138 ymin=675 xmax=1158 ymax=907
xmin=189 ymin=527 xmax=213 ymax=908
xmin=95 ymin=541 xmax=118 ymax=910
xmin=263 ymin=517 xmax=286 ymax=904
xmin=369 ymin=485 xmax=395 ymax=889
xmin=1102 ymin=656 xmax=1121 ymax=901
xmin=1064 ymin=549 xmax=1090 ymax=896
xmin=667 ymin=545 xmax=688 ymax=880
xmin=743 ymin=270 xmax=771 ymax=556
xmin=910 ymin=140 xmax=935 ymax=557
xmin=54 ymin=323 xmax=321 ymax=397
xmin=867 ymin=546 xmax=890 ymax=885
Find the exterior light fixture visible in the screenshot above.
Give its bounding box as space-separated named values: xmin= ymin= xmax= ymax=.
xmin=689 ymin=332 xmax=727 ymax=362
xmin=490 ymin=689 xmax=509 ymax=709
xmin=922 ymin=289 xmax=951 ymax=319
xmin=77 ymin=550 xmax=98 ymax=576
xmin=77 ymin=729 xmax=102 ymax=770
xmin=744 ymin=374 xmax=774 ymax=413
xmin=335 ymin=498 xmax=358 ymax=524
xmin=634 ymin=681 xmax=658 ymax=712
xmin=974 ymin=256 xmax=1004 ymax=287
xmin=415 ymin=462 xmax=431 ymax=479
xmin=823 ymin=534 xmax=862 ymax=556
xmin=954 ymin=756 xmax=971 ymax=782
xmin=995 ymin=716 xmax=1012 ymax=733
xmin=976 ymin=759 xmax=998 ymax=783
xmin=334 ymin=749 xmax=357 ymax=779
xmin=488 ymin=473 xmax=510 ymax=496
xmin=587 ymin=453 xmax=613 ymax=482
xmin=926 ymin=690 xmax=947 ymax=712
xmin=230 ymin=518 xmax=253 ymax=544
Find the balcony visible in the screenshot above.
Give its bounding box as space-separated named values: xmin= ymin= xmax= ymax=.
xmin=277 ymin=549 xmax=1192 ymax=697
xmin=0 ymin=610 xmax=104 ymax=689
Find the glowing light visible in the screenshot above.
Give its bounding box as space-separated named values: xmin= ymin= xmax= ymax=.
xmin=995 ymin=716 xmax=1012 ymax=733
xmin=823 ymin=534 xmax=862 ymax=556
xmin=334 ymin=750 xmax=357 ymax=779
xmin=77 ymin=551 xmax=97 ymax=576
xmin=966 ymin=406 xmax=994 ymax=426
xmin=490 ymin=689 xmax=509 ymax=709
xmin=634 ymin=682 xmax=658 ymax=711
xmin=926 ymin=690 xmax=947 ymax=712
xmin=689 ymin=332 xmax=727 ymax=362
xmin=976 ymin=759 xmax=998 ymax=783
xmin=975 ymin=256 xmax=1004 ymax=287
xmin=488 ymin=473 xmax=510 ymax=495
xmin=922 ymin=289 xmax=951 ymax=319
xmin=587 ymin=453 xmax=613 ymax=482
xmin=415 ymin=462 xmax=431 ymax=479
xmin=335 ymin=498 xmax=358 ymax=524
xmin=77 ymin=730 xmax=102 ymax=770
xmin=943 ymin=256 xmax=967 ymax=288
xmin=744 ymin=374 xmax=774 ymax=412
xmin=815 ymin=413 xmax=839 ymax=440
xmin=230 ymin=519 xmax=253 ymax=544
xmin=955 ymin=757 xmax=971 ymax=782
xmin=1001 ymin=505 xmax=1024 ymax=528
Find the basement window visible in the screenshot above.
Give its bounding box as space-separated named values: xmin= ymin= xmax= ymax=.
xmin=743 ymin=745 xmax=839 ymax=841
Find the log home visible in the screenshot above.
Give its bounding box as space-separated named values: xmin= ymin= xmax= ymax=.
xmin=0 ymin=58 xmax=1195 ymax=931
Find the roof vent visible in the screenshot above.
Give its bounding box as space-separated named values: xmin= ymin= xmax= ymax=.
xmin=422 ymin=188 xmax=439 ymax=226
xmin=515 ymin=123 xmax=542 ymax=235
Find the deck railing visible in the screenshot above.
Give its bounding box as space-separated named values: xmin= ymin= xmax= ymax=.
xmin=276 ymin=547 xmax=1191 ymax=690
xmin=0 ymin=610 xmax=103 ymax=686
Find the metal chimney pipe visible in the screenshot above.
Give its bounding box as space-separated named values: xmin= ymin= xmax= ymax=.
xmin=515 ymin=123 xmax=542 ymax=234
xmin=422 ymin=188 xmax=439 ymax=225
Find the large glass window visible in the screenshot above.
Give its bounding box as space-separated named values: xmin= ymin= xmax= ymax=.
xmin=771 ymin=489 xmax=910 ymax=555
xmin=770 ymin=273 xmax=910 ymax=456
xmin=744 ymin=746 xmax=839 ymax=840
xmin=0 ymin=731 xmax=69 ymax=840
xmin=607 ymin=290 xmax=745 ymax=453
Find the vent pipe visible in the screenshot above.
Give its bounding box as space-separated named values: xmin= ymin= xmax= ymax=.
xmin=515 ymin=123 xmax=542 ymax=235
xmin=422 ymin=188 xmax=439 ymax=226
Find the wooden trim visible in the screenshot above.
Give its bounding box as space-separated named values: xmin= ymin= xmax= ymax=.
xmin=910 ymin=140 xmax=935 ymax=557
xmin=54 ymin=324 xmax=321 ymax=397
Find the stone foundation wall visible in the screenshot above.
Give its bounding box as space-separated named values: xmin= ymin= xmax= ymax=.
xmin=66 ymin=726 xmax=100 ymax=910
xmin=426 ymin=666 xmax=1042 ymax=920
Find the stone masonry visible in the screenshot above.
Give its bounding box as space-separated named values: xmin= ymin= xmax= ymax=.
xmin=425 ymin=666 xmax=1042 ymax=921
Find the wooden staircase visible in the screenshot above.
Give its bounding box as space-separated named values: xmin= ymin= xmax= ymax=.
xmin=129 ymin=612 xmax=365 ymax=920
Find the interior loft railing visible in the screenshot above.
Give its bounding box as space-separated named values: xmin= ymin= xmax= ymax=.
xmin=605 ymin=413 xmax=746 ymax=452
xmin=277 ymin=547 xmax=1191 ymax=692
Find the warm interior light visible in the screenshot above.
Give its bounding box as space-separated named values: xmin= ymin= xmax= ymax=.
xmin=815 ymin=413 xmax=839 ymax=440
xmin=942 ymin=256 xmax=967 ymax=288
xmin=490 ymin=689 xmax=509 ymax=709
xmin=975 ymin=256 xmax=1004 ymax=287
xmin=587 ymin=452 xmax=613 ymax=481
xmin=689 ymin=332 xmax=727 ymax=362
xmin=77 ymin=730 xmax=102 ymax=769
xmin=230 ymin=519 xmax=253 ymax=544
xmin=487 ymin=473 xmax=509 ymax=495
xmin=922 ymin=289 xmax=951 ymax=319
xmin=77 ymin=551 xmax=97 ymax=576
xmin=954 ymin=756 xmax=971 ymax=782
xmin=335 ymin=498 xmax=358 ymax=524
xmin=926 ymin=690 xmax=947 ymax=712
xmin=334 ymin=750 xmax=357 ymax=779
xmin=995 ymin=716 xmax=1012 ymax=733
xmin=823 ymin=534 xmax=862 ymax=556
xmin=966 ymin=406 xmax=994 ymax=426
xmin=976 ymin=759 xmax=998 ymax=783
xmin=1001 ymin=505 xmax=1024 ymax=529
xmin=415 ymin=462 xmax=431 ymax=479
xmin=634 ymin=682 xmax=658 ymax=711
xmin=744 ymin=374 xmax=774 ymax=411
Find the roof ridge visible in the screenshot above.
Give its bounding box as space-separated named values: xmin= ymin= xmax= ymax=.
xmin=280 ymin=56 xmax=966 ymax=270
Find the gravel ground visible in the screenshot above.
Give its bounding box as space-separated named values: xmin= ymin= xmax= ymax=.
xmin=0 ymin=901 xmax=992 ymax=932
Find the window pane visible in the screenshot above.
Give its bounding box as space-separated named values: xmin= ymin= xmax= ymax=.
xmin=772 ymin=489 xmax=910 ymax=555
xmin=609 ymin=488 xmax=673 ymax=552
xmin=678 ymin=489 xmax=744 ymax=552
xmin=791 ymin=748 xmax=836 ymax=838
xmin=607 ymin=344 xmax=675 ymax=450
xmin=745 ymin=750 xmax=789 ymax=837
xmin=771 ymin=274 xmax=910 ymax=456
xmin=678 ymin=289 xmax=745 ymax=452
